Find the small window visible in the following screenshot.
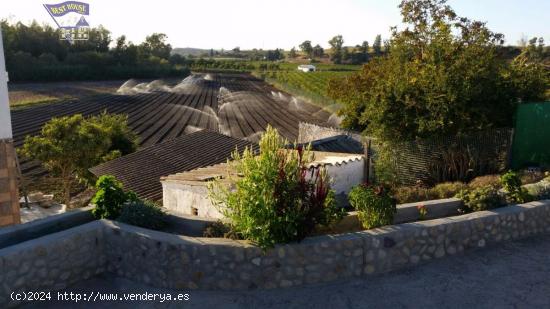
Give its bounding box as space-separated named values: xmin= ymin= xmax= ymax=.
xmin=191 ymin=207 xmax=198 ymax=216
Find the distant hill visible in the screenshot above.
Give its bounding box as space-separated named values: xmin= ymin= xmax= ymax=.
xmin=172 ymin=47 xmax=211 ymax=56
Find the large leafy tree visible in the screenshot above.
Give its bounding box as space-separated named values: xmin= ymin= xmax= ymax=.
xmin=20 ymin=113 xmax=138 ymax=206
xmin=372 ymin=34 xmax=382 ymax=55
xmin=139 ymin=33 xmax=172 ymax=60
xmin=299 ymin=40 xmax=313 ymax=58
xmin=361 ymin=41 xmax=370 ymax=62
xmin=328 ymin=35 xmax=344 ymax=64
xmin=328 ymin=0 xmax=548 ymax=141
xmin=313 ymin=44 xmax=324 ymax=58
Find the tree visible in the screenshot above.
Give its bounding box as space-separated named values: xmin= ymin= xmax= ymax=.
xmin=313 ymin=44 xmax=324 ymax=58
xmin=169 ymin=53 xmax=186 ymax=65
xmin=289 ymin=47 xmax=297 ymax=58
xmin=88 ymin=112 xmax=139 ymax=159
xmin=20 ymin=114 xmax=138 ymax=205
xmin=509 ymin=37 xmax=548 ymax=101
xmin=328 ymin=35 xmax=344 ymax=64
xmin=266 ymin=49 xmax=284 ymax=61
xmin=140 ymin=33 xmax=172 ymax=60
xmin=299 ymin=40 xmax=313 ymax=58
xmin=328 ymin=0 xmax=548 ymax=141
xmin=372 ymin=34 xmax=382 ymax=55
xmin=342 ymin=47 xmax=351 ymax=62
xmin=71 ymin=25 xmax=111 ymax=53
xmin=361 ymin=41 xmax=370 ymax=62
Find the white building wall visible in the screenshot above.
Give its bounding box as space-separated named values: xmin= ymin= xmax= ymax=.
xmin=162 ymin=158 xmax=365 ymax=219
xmin=162 ymin=182 xmax=224 ymax=219
xmin=0 ymin=29 xmax=13 ymax=139
xmin=321 ymin=159 xmax=365 ymax=195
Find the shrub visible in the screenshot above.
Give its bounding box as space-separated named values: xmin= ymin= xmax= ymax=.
xmin=349 ymin=184 xmax=396 ymax=229
xmin=392 ymin=186 xmax=433 ymax=204
xmin=203 ymin=221 xmax=234 ymax=238
xmin=431 ymin=182 xmax=468 ymax=199
xmin=455 ymin=185 xmax=505 ymax=213
xmin=468 ymin=175 xmax=501 ymax=189
xmin=208 ymin=126 xmax=343 ymax=249
xmin=518 ymin=169 xmax=545 ymax=185
xmin=118 ymin=200 xmax=167 ymax=230
xmin=525 ymin=182 xmax=550 ymax=200
xmin=500 ymin=170 xmax=533 ymax=203
xmin=91 ymin=175 xmax=137 ymax=219
xmin=393 ymin=182 xmax=467 ymax=204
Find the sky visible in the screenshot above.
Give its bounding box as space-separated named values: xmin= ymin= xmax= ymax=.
xmin=2 ymin=0 xmax=549 ymax=50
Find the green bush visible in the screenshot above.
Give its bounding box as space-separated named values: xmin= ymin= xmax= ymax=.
xmin=118 ymin=200 xmax=167 ymax=230
xmin=393 ymin=182 xmax=467 ymax=204
xmin=208 ymin=126 xmax=343 ymax=249
xmin=91 ymin=175 xmax=137 ymax=219
xmin=349 ymin=184 xmax=396 ymax=229
xmin=392 ymin=186 xmax=434 ymax=204
xmin=468 ymin=175 xmax=502 ymax=189
xmin=518 ymin=169 xmax=545 ymax=185
xmin=203 ymin=220 xmax=234 ymax=238
xmin=455 ymin=185 xmax=505 ymax=213
xmin=525 ymin=182 xmax=550 ymax=200
xmin=500 ymin=170 xmax=533 ymax=203
xmin=431 ymin=182 xmax=469 ymax=199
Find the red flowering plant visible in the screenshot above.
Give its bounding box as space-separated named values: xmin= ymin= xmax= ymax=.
xmin=209 ymin=126 xmax=343 ymax=249
xmin=417 ymin=203 xmax=428 ymax=220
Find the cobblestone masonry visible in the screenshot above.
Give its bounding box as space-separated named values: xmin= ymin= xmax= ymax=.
xmin=1 ymin=200 xmax=550 ymax=306
xmin=0 ymin=221 xmax=106 ymax=306
xmin=0 ymin=139 xmax=20 ymax=227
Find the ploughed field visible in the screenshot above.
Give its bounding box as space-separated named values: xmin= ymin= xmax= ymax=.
xmin=11 ymin=73 xmax=336 ymax=178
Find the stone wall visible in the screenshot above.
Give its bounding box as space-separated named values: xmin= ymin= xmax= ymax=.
xmin=105 ymin=200 xmax=550 ymax=290
xmin=0 ymin=139 xmax=20 ymax=227
xmin=0 ymin=221 xmax=106 ymax=306
xmin=1 ymin=200 xmax=550 ymax=306
xmin=104 ymin=221 xmax=364 ymax=290
xmin=0 ymin=206 xmax=94 ymax=249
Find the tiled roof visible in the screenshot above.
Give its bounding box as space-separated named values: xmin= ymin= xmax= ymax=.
xmin=89 ymin=130 xmax=257 ymax=201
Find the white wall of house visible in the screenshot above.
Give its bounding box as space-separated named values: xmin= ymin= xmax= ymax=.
xmin=321 ymin=158 xmax=365 ymax=194
xmin=162 ymin=182 xmax=225 ymax=219
xmin=0 ymin=29 xmax=13 ymax=139
xmin=162 ymin=157 xmax=365 ymax=219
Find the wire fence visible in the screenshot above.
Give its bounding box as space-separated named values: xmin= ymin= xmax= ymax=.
xmin=367 ymin=128 xmax=514 ymax=186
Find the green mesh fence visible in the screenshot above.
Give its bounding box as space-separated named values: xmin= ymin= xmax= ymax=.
xmin=511 ymin=102 xmax=550 ymax=169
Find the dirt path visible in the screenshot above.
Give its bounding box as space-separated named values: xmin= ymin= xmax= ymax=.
xmin=20 ymin=233 xmax=550 ymax=308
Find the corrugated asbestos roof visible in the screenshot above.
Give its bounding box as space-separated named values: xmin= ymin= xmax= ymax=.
xmin=300 ymin=135 xmax=364 ymax=154
xmin=162 ymin=151 xmax=364 ymax=186
xmin=89 ymin=130 xmax=257 ymax=201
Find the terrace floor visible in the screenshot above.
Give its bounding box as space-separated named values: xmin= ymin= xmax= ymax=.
xmin=21 ymin=233 xmax=550 ymax=309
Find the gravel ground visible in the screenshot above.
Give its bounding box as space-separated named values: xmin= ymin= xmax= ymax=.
xmin=20 ymin=234 xmax=550 ymax=309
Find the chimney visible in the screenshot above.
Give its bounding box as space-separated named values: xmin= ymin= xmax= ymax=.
xmin=0 ymin=28 xmax=21 ymax=226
